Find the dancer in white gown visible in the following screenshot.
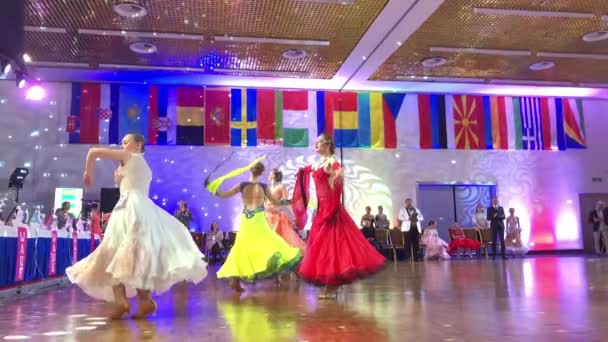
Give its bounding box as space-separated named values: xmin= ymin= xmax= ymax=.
xmin=66 ymin=134 xmax=207 ymax=319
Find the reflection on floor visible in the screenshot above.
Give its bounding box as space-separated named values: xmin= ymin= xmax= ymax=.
xmin=1 ymin=256 xmax=608 ymax=341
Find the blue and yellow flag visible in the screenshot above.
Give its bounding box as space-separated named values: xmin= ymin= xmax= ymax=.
xmin=230 ymin=88 xmax=257 ymax=146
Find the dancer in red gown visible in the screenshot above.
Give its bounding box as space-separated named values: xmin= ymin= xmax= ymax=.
xmin=292 ymin=133 xmax=386 ymax=299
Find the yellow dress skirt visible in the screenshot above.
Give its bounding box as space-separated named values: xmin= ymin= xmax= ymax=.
xmin=217 ymin=207 xmax=302 ymax=282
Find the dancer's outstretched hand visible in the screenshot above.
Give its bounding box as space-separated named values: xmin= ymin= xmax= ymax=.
xmin=83 ymin=172 xmax=93 ymax=187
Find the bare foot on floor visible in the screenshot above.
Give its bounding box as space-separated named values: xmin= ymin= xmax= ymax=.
xmin=230 ymin=279 xmax=245 ymax=293
xmin=109 ymin=300 xmax=130 ymax=320
xmin=132 ymin=299 xmax=157 ymax=320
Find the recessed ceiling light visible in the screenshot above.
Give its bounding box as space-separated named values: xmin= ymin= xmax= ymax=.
xmin=113 ymin=1 xmax=147 ymax=18
xmin=529 ymin=61 xmax=555 ymax=71
xmin=421 ymin=57 xmax=447 ymax=68
xmin=129 ymin=42 xmax=157 ymax=54
xmin=281 ymin=49 xmax=307 ymax=60
xmin=582 ymin=31 xmax=608 ymax=42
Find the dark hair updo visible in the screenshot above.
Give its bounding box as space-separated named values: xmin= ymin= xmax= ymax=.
xmin=271 ymin=168 xmax=283 ymax=182
xmin=250 ymin=161 xmax=265 ymax=177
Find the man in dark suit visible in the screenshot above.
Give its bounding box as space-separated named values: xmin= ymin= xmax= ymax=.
xmin=487 ymin=197 xmax=506 ymax=259
xmin=588 ymin=200 xmax=608 ymax=255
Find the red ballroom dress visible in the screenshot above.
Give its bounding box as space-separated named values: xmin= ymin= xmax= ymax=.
xmin=447 ymin=227 xmax=482 ymax=255
xmin=293 ymin=160 xmax=385 ymax=286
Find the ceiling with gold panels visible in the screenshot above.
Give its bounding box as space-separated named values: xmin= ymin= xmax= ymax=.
xmin=372 ymin=0 xmax=608 ymax=84
xmin=23 ymin=0 xmax=388 ymax=79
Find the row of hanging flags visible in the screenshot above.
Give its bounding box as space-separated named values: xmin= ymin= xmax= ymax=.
xmin=67 ymin=83 xmax=587 ymax=150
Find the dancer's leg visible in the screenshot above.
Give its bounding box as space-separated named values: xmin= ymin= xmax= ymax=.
xmin=109 ymin=284 xmax=130 ymax=319
xmin=230 ymin=278 xmax=245 ymax=292
xmin=132 ymin=289 xmax=157 ymax=319
xmin=319 ymin=285 xmax=339 ymax=299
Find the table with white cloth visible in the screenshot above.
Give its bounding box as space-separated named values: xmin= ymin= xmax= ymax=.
xmin=0 ymin=224 xmax=100 ymax=288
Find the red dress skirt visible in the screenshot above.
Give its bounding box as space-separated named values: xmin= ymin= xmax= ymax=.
xmin=447 ymin=228 xmax=482 ymax=254
xmin=297 ymin=164 xmax=386 ymax=286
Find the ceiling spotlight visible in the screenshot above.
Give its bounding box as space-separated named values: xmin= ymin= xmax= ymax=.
xmin=113 ymin=1 xmax=148 ymax=18
xmin=421 ymin=57 xmax=447 ymax=68
xmin=25 ymin=84 xmax=46 ymax=101
xmin=16 ymin=73 xmax=26 ymax=88
xmin=129 ymin=42 xmax=157 ymax=54
xmin=281 ymin=49 xmax=307 ymax=60
xmin=529 ymin=61 xmax=555 ymax=71
xmin=582 ymin=31 xmax=608 ymax=42
xmin=1 ymin=61 xmax=11 ymax=75
xmin=23 ymin=53 xmax=32 ymax=63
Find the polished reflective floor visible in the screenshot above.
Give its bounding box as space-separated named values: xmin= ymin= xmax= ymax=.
xmin=1 ymin=256 xmax=608 ymax=341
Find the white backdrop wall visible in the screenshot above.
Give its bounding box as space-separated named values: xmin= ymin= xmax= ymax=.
xmin=1 ymin=80 xmax=607 ymax=250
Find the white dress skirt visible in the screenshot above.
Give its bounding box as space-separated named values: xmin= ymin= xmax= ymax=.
xmin=66 ymin=153 xmax=207 ymax=302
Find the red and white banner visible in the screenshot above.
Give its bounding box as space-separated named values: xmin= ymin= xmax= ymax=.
xmin=49 ymin=230 xmax=58 ymax=276
xmin=14 ymin=226 xmax=28 ymax=282
xmin=72 ymin=231 xmax=78 ymax=264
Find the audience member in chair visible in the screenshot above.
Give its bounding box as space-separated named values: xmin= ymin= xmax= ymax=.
xmin=360 ymin=206 xmax=375 ymax=239
xmin=206 ymin=221 xmax=225 ymax=263
xmin=398 ymin=198 xmax=424 ymax=261
xmin=447 ymin=223 xmax=482 ymax=258
xmin=487 ymin=197 xmax=507 ymax=259
xmin=421 ymin=220 xmax=450 ymax=260
xmin=375 ymin=206 xmax=390 ymax=230
xmin=473 ymin=204 xmax=489 ymax=230
xmin=174 ymin=200 xmax=193 ymax=230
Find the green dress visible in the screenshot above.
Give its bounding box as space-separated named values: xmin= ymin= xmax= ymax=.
xmin=217 ymin=183 xmax=302 ymax=282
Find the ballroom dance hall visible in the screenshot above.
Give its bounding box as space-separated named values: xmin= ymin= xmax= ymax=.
xmin=2 ymin=1 xmax=608 ymax=341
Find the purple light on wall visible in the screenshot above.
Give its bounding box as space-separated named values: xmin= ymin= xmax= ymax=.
xmin=25 ymin=85 xmax=46 ymax=101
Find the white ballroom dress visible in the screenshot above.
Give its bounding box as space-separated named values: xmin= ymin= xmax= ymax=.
xmin=66 ymin=153 xmax=207 ymax=302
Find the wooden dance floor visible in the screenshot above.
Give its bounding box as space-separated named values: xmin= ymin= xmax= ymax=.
xmin=1 ymin=256 xmax=607 ymax=341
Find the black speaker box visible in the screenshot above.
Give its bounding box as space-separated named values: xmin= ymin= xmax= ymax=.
xmin=100 ymin=188 xmax=120 ymax=213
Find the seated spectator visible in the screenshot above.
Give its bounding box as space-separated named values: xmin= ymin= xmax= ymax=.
xmin=421 ymin=220 xmax=450 ymax=260
xmin=174 ymin=200 xmax=193 ymax=230
xmin=206 ymin=221 xmax=225 ymax=263
xmin=375 ymin=205 xmax=390 ymax=229
xmin=473 ymin=203 xmax=489 ymax=230
xmin=448 ymin=223 xmax=482 ymax=258
xmin=55 ymin=201 xmax=76 ymax=231
xmin=360 ymin=206 xmax=375 ymax=239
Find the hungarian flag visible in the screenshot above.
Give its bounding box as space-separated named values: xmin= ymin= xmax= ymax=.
xmin=204 ymin=88 xmax=230 ymax=145
xmin=282 ymin=90 xmax=317 ymax=147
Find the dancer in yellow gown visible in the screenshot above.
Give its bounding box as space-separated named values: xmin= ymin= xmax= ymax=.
xmin=206 ymin=158 xmax=302 ymax=292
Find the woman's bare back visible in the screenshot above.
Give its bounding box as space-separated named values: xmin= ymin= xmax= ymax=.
xmin=240 ymin=182 xmax=267 ymax=210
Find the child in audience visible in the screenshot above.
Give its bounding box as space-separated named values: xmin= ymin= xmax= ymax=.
xmin=421 ymin=220 xmax=450 ymax=260
xmin=448 ymin=222 xmax=482 ymax=258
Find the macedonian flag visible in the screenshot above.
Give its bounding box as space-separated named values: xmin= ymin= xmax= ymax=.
xmin=453 ymin=95 xmax=486 ymax=150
